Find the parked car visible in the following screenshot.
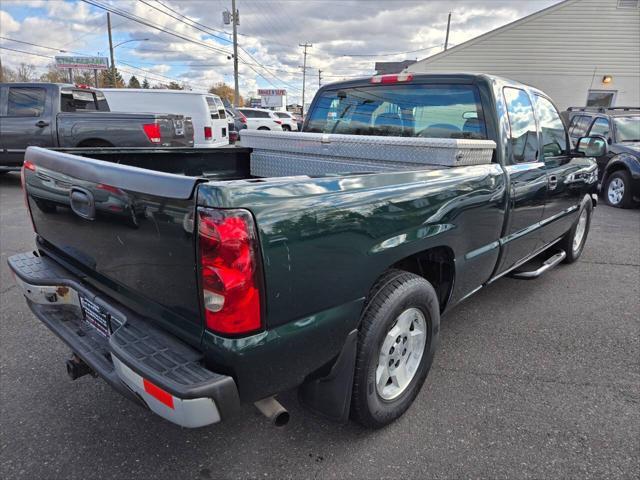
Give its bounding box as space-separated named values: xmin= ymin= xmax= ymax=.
xmin=0 ymin=83 xmax=194 ymax=172
xmin=565 ymin=106 xmax=639 ymax=208
xmin=237 ymin=107 xmax=284 ymax=130
xmin=102 ymin=89 xmax=229 ymax=148
xmin=273 ymin=111 xmax=298 ymax=131
xmin=9 ymin=73 xmax=599 ymax=431
xmin=224 ymin=104 xmax=247 ymax=143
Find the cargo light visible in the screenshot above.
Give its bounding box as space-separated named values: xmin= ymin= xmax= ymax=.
xmin=198 ymin=208 xmax=263 ymax=336
xmin=204 ymin=126 xmax=213 ymax=140
xmin=142 ymin=123 xmax=162 ymax=144
xmin=370 ymin=72 xmax=414 ymax=84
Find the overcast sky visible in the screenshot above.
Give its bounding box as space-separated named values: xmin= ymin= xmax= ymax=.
xmin=1 ymin=0 xmax=561 ymax=103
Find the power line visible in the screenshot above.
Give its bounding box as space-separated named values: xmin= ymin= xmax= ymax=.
xmin=80 ymin=0 xmax=232 ymax=56
xmin=0 ymin=46 xmax=53 ymax=59
xmin=333 ymin=43 xmax=443 ymax=58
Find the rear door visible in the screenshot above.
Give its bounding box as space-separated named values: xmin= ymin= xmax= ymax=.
xmin=205 ymin=96 xmax=228 ymax=145
xmin=496 ymin=87 xmax=547 ymax=273
xmin=534 ymin=95 xmax=581 ymax=243
xmin=0 ymin=85 xmax=54 ymax=164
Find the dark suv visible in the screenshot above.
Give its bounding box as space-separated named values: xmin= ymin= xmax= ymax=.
xmin=565 ymin=107 xmax=639 ymax=208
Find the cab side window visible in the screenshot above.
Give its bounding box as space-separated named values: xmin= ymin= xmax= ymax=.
xmin=6 ymin=87 xmax=46 ymax=117
xmin=504 ymin=87 xmax=539 ymax=163
xmin=568 ymin=115 xmax=591 ymax=139
xmin=589 ymin=118 xmax=611 ymax=139
xmin=534 ymin=96 xmax=567 ymax=158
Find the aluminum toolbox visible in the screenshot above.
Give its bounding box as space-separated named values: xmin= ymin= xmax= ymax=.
xmin=240 ymin=130 xmax=496 ymax=178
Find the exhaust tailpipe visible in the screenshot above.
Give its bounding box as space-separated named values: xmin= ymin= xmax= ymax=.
xmin=66 ymin=354 xmax=94 ymax=380
xmin=254 ymin=397 xmax=290 ymax=427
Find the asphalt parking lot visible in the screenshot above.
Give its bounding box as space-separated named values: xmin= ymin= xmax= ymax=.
xmin=1 ymin=171 xmax=638 ymax=480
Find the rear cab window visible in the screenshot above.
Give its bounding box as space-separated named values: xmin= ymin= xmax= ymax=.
xmin=5 ymin=87 xmax=46 ymax=117
xmin=306 ymin=83 xmax=487 ymax=139
xmin=60 ymin=89 xmax=102 ymax=112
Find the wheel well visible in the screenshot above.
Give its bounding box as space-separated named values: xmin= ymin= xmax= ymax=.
xmin=76 ymin=139 xmax=114 ymax=148
xmin=390 ymin=246 xmax=455 ymax=313
xmin=604 ymin=162 xmax=629 ymax=183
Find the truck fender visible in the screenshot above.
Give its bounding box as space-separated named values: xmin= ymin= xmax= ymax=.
xmin=603 ymin=154 xmax=640 ymax=187
xmin=298 ymin=329 xmax=358 ymax=423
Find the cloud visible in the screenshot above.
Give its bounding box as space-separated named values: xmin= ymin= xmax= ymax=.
xmin=1 ymin=0 xmax=561 ymax=101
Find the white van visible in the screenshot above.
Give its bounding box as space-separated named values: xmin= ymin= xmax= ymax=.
xmin=101 ymin=89 xmax=229 ymax=147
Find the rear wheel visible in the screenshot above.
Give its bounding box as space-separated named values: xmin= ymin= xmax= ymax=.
xmin=351 ymin=270 xmax=439 ymax=428
xmin=559 ymin=196 xmax=593 ymax=263
xmin=281 ymin=125 xmax=291 ymax=132
xmin=604 ymin=170 xmax=636 ymax=208
xmin=257 ymin=127 xmax=270 ymax=131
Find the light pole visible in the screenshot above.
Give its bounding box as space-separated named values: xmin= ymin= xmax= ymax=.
xmin=108 ymin=31 xmax=149 ymax=87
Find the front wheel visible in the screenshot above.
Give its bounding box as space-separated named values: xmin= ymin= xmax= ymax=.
xmin=351 ymin=270 xmax=440 ymax=428
xmin=559 ymin=196 xmax=593 ymax=263
xmin=604 ymin=170 xmax=636 ymax=208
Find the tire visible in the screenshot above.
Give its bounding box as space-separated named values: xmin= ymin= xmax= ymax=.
xmin=257 ymin=127 xmax=270 ymax=131
xmin=604 ymin=170 xmax=636 ymax=208
xmin=559 ymin=196 xmax=593 ymax=264
xmin=351 ymin=269 xmax=440 ymax=428
xmin=282 ymin=125 xmax=291 ymax=132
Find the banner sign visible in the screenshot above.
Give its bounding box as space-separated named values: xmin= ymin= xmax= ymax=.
xmin=55 ymin=56 xmax=109 ymax=70
xmin=257 ymin=89 xmax=286 ymax=96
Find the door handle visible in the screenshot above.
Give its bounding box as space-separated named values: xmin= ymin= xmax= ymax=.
xmin=548 ymin=175 xmax=558 ymax=190
xmin=35 ymin=121 xmax=50 ymax=128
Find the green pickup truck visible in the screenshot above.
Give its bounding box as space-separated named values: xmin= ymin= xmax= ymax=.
xmin=9 ymin=73 xmax=602 ymax=429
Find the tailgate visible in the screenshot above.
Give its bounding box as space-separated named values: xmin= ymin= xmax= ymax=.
xmin=23 ymin=147 xmax=203 ymax=341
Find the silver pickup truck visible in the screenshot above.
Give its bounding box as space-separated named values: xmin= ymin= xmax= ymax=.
xmin=0 ymin=82 xmax=194 ymax=172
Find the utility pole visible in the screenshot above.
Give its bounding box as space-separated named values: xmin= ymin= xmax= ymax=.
xmin=444 ymin=12 xmax=452 ymax=51
xmin=107 ymin=12 xmax=116 ymax=87
xmin=231 ymin=0 xmax=240 ymax=106
xmin=318 ymin=69 xmax=322 ymax=88
xmin=299 ymin=43 xmax=312 ymax=117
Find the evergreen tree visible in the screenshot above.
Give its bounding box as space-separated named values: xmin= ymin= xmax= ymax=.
xmin=142 ymin=78 xmax=150 ymax=89
xmin=128 ymin=75 xmax=141 ymax=88
xmin=100 ymin=68 xmax=125 ymax=88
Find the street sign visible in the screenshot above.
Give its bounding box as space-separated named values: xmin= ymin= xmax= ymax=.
xmin=55 ymin=56 xmax=109 ymax=70
xmin=258 ymin=89 xmax=286 ymax=108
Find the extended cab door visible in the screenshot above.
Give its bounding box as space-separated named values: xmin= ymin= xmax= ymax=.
xmin=496 ymin=87 xmax=547 ymax=273
xmin=0 ymin=85 xmax=54 ymax=165
xmin=533 ymin=95 xmax=583 ymax=243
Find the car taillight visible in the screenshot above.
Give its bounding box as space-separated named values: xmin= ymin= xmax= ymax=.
xmin=96 ymin=183 xmax=124 ymax=195
xmin=204 ymin=126 xmax=213 ymax=140
xmin=239 ymin=114 xmax=247 ymax=124
xmin=274 ymin=120 xmax=282 ymax=124
xmin=370 ymin=72 xmax=414 ymax=84
xmin=143 ymin=123 xmax=162 ymax=144
xmin=198 ymin=207 xmax=263 ymax=336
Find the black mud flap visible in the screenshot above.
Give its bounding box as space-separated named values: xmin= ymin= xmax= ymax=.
xmin=298 ymin=329 xmax=358 ymax=423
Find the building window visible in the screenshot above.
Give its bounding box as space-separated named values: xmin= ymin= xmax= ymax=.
xmin=586 ymin=90 xmax=617 ymax=108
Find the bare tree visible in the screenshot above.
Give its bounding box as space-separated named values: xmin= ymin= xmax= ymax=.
xmin=15 ymin=63 xmax=36 ymax=82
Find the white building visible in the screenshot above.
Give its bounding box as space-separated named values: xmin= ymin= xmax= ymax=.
xmin=408 ymin=0 xmax=640 ymax=110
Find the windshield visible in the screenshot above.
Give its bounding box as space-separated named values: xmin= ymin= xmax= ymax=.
xmin=614 ymin=116 xmax=640 ymax=142
xmin=306 ymin=83 xmax=486 ymax=139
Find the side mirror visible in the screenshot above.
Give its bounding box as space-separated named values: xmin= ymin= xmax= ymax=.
xmin=575 ymin=135 xmax=608 ymax=157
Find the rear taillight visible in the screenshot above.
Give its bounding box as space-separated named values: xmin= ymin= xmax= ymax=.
xmin=239 ymin=114 xmax=247 ymax=124
xmin=274 ymin=120 xmax=282 ymax=124
xmin=96 ymin=183 xmax=124 ymax=195
xmin=198 ymin=207 xmax=263 ymax=336
xmin=142 ymin=123 xmax=162 ymax=144
xmin=21 ymin=160 xmax=37 ymax=230
xmin=204 ymin=126 xmax=213 ymax=140
xmin=370 ymin=72 xmax=414 ymax=84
